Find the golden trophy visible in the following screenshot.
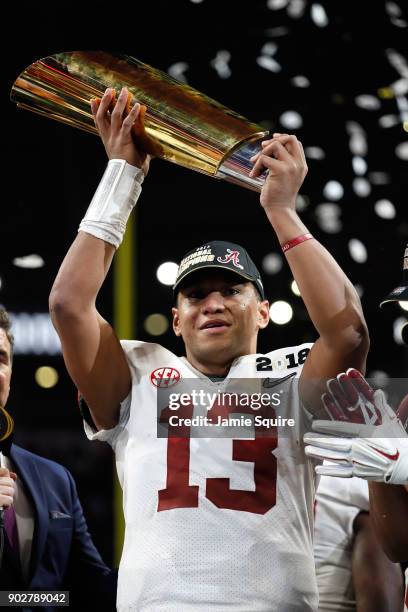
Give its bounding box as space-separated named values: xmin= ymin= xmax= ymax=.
xmin=10 ymin=51 xmax=268 ymax=192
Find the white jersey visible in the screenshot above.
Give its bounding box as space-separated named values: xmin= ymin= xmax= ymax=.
xmin=85 ymin=340 xmax=318 ymax=612
xmin=314 ymin=475 xmax=369 ymax=611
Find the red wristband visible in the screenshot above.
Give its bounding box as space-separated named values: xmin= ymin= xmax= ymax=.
xmin=281 ymin=233 xmax=313 ymax=253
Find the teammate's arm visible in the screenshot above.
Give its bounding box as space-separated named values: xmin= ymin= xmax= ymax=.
xmin=250 ymin=134 xmax=369 ymax=416
xmin=352 ymin=512 xmax=404 ymax=612
xmin=49 ymin=88 xmax=151 ymax=430
xmin=368 ymin=484 xmax=408 ymax=562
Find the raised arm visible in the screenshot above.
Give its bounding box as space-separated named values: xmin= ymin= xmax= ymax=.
xmin=352 ymin=511 xmax=404 ymax=612
xmin=49 ymin=88 xmax=151 ymax=430
xmin=250 ymin=134 xmax=369 ymax=416
xmin=368 ymin=484 xmax=408 ymax=562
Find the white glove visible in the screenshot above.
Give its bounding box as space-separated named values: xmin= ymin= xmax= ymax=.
xmin=303 ymin=369 xmax=408 ymax=485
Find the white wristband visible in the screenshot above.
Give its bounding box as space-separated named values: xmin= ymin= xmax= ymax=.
xmin=79 ymin=159 xmax=145 ymax=249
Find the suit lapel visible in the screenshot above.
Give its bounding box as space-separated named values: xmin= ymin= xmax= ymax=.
xmin=10 ymin=445 xmax=49 ymax=581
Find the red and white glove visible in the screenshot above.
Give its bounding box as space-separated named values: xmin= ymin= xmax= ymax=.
xmin=303 ymin=369 xmax=408 ymax=485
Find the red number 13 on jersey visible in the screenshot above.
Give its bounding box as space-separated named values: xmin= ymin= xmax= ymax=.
xmin=158 ymin=400 xmax=278 ymax=515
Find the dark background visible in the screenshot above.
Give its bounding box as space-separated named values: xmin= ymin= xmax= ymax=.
xmin=2 ymin=0 xmax=408 ymax=566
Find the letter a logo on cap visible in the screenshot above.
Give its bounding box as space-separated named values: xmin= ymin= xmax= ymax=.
xmin=217 ymin=249 xmax=244 ymax=270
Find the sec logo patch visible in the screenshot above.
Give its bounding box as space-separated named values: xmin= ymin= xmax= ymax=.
xmin=150 ymin=367 xmax=181 ymax=388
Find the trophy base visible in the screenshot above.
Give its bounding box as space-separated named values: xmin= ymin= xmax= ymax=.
xmin=216 ymin=133 xmax=268 ymax=192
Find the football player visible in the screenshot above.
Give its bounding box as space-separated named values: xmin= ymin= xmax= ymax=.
xmin=315 ymin=474 xmax=403 ymax=611
xmin=49 ymin=87 xmax=369 ymax=611
xmin=304 ymin=369 xmax=408 ymax=611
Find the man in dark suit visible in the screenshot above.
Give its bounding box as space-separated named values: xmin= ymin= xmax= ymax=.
xmin=0 ymin=307 xmax=117 ymax=611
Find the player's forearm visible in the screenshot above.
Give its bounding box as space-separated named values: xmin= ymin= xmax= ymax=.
xmin=368 ymin=482 xmax=408 ymax=562
xmin=266 ymin=207 xmax=368 ymax=350
xmin=352 ymin=513 xmax=404 ymax=612
xmin=50 ymin=159 xmax=144 ymax=317
xmin=353 ymin=569 xmax=403 ymax=612
xmin=50 ymin=232 xmax=115 ymax=316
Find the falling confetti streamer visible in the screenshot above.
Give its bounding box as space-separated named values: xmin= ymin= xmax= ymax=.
xmin=346 ymin=121 xmax=368 ymax=156
xmin=261 ymin=42 xmax=278 ymax=56
xmin=267 ymin=0 xmax=289 ymax=9
xmin=369 ymin=171 xmax=391 ymax=184
xmin=355 ymin=95 xmax=381 ymax=110
xmin=349 ymin=239 xmax=368 ymax=263
xmin=352 ymin=177 xmax=371 ymax=197
xmin=352 ymin=157 xmax=367 ymax=175
xmin=210 ymin=50 xmax=232 ymax=79
xmin=385 ymin=2 xmax=402 ymax=18
xmin=310 ymin=3 xmax=329 ymax=27
xmin=379 ymin=114 xmax=400 ymax=128
xmin=291 ymin=75 xmax=310 ymax=88
xmin=375 ymin=199 xmax=396 ymax=219
xmin=256 ymin=56 xmax=281 ymax=72
xmin=288 ymin=0 xmax=306 ymax=19
xmin=323 ymin=181 xmax=344 ymax=201
xmin=315 ymin=203 xmax=342 ymax=233
xmin=167 ymin=62 xmax=189 ymax=83
xmin=279 ymin=110 xmax=303 ymax=129
xmin=305 ymin=146 xmax=325 ymax=160
xmin=264 ymin=26 xmax=289 ymax=37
